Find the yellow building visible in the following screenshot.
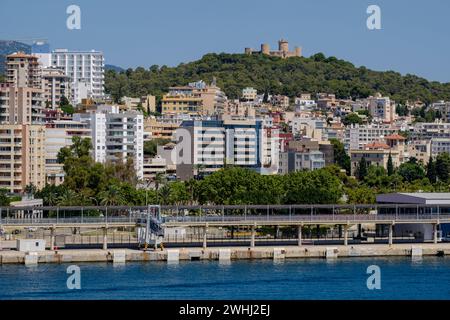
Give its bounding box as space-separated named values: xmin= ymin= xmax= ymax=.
xmin=350 ymin=142 xmax=400 ymax=176
xmin=162 ymin=81 xmax=227 ymax=115
xmin=144 ymin=117 xmax=180 ymax=140
xmin=161 ymin=87 xmax=203 ymax=115
xmin=142 ymin=95 xmax=156 ymax=113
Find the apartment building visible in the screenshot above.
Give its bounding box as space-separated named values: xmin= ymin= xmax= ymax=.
xmin=6 ymin=52 xmax=41 ymax=88
xmin=74 ymin=106 xmax=144 ymax=179
xmin=242 ymin=87 xmax=257 ymax=102
xmin=191 ymin=80 xmax=227 ymax=115
xmin=120 ymin=95 xmax=156 ymax=113
xmin=45 ymin=120 xmax=91 ymax=185
xmin=223 ymin=101 xmax=256 ymax=118
xmin=143 ymin=155 xmax=167 ymax=181
xmin=41 ymin=67 xmax=70 ymax=109
xmin=1 ymin=53 xmax=45 ymax=124
xmin=290 ymin=116 xmax=327 ymax=140
xmin=408 ymin=122 xmax=450 ymax=157
xmin=0 ymin=124 xmax=45 ymax=193
xmin=410 ymin=122 xmax=450 ymax=140
xmin=431 ymin=101 xmax=450 ymax=122
xmin=294 ymin=94 xmax=316 ymax=111
xmin=175 ymin=118 xmax=279 ymax=180
xmin=350 ymin=142 xmax=400 ymax=175
xmin=0 ymin=52 xmax=47 ymax=193
xmin=431 ymin=138 xmax=450 ymax=156
xmin=270 ymin=95 xmax=290 ymax=109
xmin=36 ymin=49 xmax=105 ymax=104
xmin=0 ymin=84 xmax=45 ymax=124
xmin=367 ymin=94 xmax=396 ymax=123
xmin=162 ymin=86 xmax=203 ymax=115
xmin=278 ymin=139 xmax=331 ymax=174
xmin=344 ymin=124 xmax=398 ymax=151
xmin=278 ymin=150 xmax=325 ymax=174
xmin=144 ymin=116 xmax=181 ymax=141
xmin=407 ymin=140 xmax=431 ymax=163
xmin=162 ymin=81 xmax=227 ymax=116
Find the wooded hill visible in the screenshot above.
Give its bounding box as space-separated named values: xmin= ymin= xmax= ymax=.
xmin=105 ymin=52 xmax=450 ymax=105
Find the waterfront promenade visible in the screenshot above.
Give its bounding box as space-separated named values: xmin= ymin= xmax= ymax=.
xmin=1 ymin=204 xmax=449 ymax=262
xmin=1 ymin=204 xmax=448 ymax=249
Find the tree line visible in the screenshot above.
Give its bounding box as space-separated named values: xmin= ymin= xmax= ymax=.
xmin=105 ymin=52 xmax=450 ymax=106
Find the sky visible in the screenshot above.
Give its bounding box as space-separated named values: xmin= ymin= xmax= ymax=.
xmin=1 ymin=0 xmax=450 ymax=83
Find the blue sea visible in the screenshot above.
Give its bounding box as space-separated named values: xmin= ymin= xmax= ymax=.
xmin=1 ymin=257 xmax=449 ymax=300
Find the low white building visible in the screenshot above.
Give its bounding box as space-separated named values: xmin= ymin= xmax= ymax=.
xmin=376 ymin=193 xmax=450 ymax=240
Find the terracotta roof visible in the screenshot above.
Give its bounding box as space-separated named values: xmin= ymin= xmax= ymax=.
xmin=7 ymin=52 xmax=36 ymax=59
xmin=365 ymin=141 xmax=390 ymax=149
xmin=384 ymin=134 xmax=406 ymax=140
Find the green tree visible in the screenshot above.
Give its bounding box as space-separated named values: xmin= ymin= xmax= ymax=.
xmin=356 ymin=157 xmax=368 ymax=181
xmin=345 ymin=186 xmax=376 ymax=204
xmin=57 ymin=188 xmax=80 ymax=206
xmin=342 ymin=113 xmax=363 ymax=126
xmin=61 ymin=104 xmax=75 ymax=115
xmin=330 ymin=139 xmax=351 ymax=175
xmin=24 ymin=183 xmax=37 ymax=197
xmin=98 ymin=184 xmax=126 ymax=206
xmin=104 ymin=52 xmax=450 ymax=107
xmin=143 ymin=138 xmax=171 ymax=157
xmin=158 ymin=184 xmax=172 ymax=205
xmin=283 ymin=169 xmax=343 ymax=204
xmin=0 ymin=189 xmax=11 ymax=206
xmin=387 ymin=153 xmax=394 ymax=176
xmin=397 ymin=159 xmax=426 ymax=183
xmin=436 ymin=153 xmax=450 ymax=182
xmin=426 ymin=156 xmax=437 ymax=184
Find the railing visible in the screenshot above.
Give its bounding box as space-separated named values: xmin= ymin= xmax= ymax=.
xmin=0 ymin=204 xmax=449 ymax=227
xmin=162 ymin=213 xmax=449 ymax=224
xmin=0 ymin=213 xmax=448 ymax=226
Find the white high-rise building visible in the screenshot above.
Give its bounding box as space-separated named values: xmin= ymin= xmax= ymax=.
xmin=175 ymin=118 xmax=279 ymax=180
xmin=74 ymin=107 xmax=144 ymax=179
xmin=36 ymin=49 xmax=105 ymax=104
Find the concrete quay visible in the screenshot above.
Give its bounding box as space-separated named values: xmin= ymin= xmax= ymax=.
xmin=1 ymin=243 xmax=450 ymax=265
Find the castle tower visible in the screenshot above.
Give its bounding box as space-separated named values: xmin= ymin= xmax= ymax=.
xmin=278 ymin=39 xmax=289 ymax=52
xmin=294 ymin=46 xmax=302 ymax=57
xmin=245 ymin=48 xmax=253 ymax=55
xmin=261 ymin=43 xmax=270 ymax=55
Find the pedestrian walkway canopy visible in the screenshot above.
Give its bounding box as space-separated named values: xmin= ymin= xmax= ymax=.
xmin=377 ymin=193 xmax=450 ymax=205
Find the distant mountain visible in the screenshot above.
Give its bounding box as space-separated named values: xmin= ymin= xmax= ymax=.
xmin=105 ymin=64 xmax=124 ymax=72
xmin=0 ymin=40 xmax=31 ymax=74
xmin=105 ymin=52 xmax=450 ymax=104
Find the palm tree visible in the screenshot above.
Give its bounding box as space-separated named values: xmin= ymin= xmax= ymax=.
xmin=184 ymin=179 xmax=197 ymax=205
xmin=24 ymin=183 xmax=37 ymax=198
xmin=43 ymin=190 xmax=59 ymax=206
xmin=98 ymin=184 xmax=126 ymax=206
xmin=57 ymin=189 xmax=79 ymax=206
xmin=158 ymin=184 xmax=172 ymax=205
xmin=153 ymin=172 xmax=166 ymax=192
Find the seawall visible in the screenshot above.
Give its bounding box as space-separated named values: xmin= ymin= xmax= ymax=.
xmin=1 ymin=243 xmax=450 ymax=265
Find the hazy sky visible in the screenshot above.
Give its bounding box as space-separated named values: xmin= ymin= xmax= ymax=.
xmin=1 ymin=0 xmax=449 ymax=82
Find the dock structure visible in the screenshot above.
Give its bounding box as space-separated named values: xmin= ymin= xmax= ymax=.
xmin=2 ymin=243 xmax=450 ymax=265
xmin=0 ymin=204 xmax=448 ymax=249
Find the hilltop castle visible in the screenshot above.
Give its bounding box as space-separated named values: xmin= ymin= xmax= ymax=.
xmin=245 ymin=39 xmax=302 ymax=58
